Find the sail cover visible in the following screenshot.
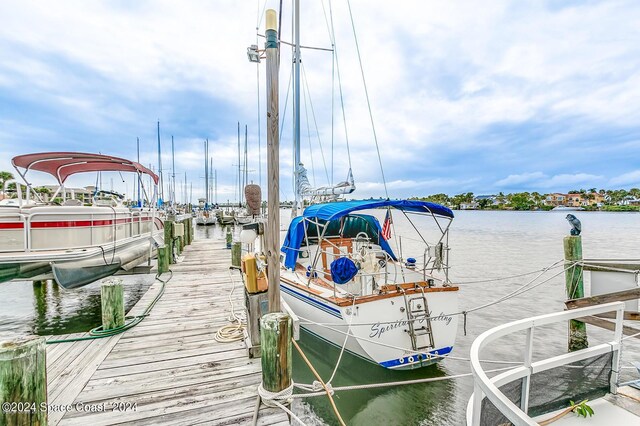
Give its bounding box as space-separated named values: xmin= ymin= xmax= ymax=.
xmin=12 ymin=152 xmax=159 ymax=184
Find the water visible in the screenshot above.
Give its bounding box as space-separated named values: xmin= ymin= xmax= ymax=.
xmin=1 ymin=211 xmax=638 ymax=425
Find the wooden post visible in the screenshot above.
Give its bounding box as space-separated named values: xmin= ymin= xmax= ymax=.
xmin=231 ymin=242 xmax=242 ymax=268
xmin=564 ymin=235 xmax=588 ymax=351
xmin=265 ymin=8 xmax=281 ymax=313
xmin=183 ymin=218 xmax=191 ymax=245
xmin=226 ymin=226 xmax=232 ymax=249
xmin=33 ymin=280 xmax=48 ymax=320
xmin=101 ymin=278 xmax=124 ymax=330
xmin=260 ymin=312 xmax=292 ymax=395
xmin=0 ymin=336 xmax=47 ymax=426
xmin=157 ymin=245 xmax=169 ymax=274
xmin=164 ymin=220 xmax=174 ymax=264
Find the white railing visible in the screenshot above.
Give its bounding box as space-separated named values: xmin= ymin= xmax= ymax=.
xmin=467 ymin=301 xmax=624 ymax=426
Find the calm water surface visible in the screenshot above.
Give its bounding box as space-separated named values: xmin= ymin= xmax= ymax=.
xmin=1 ymin=211 xmax=638 ymax=425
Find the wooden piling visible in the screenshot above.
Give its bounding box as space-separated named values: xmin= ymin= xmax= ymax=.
xmin=226 ymin=227 xmax=232 ymax=249
xmin=164 ymin=220 xmax=174 ymax=264
xmin=183 ymin=218 xmax=191 ymax=245
xmin=101 ymin=278 xmax=125 ymax=330
xmin=231 ymin=242 xmax=242 ymax=268
xmin=260 ymin=312 xmax=292 ymax=395
xmin=265 ymin=8 xmax=281 ymax=313
xmin=157 ymin=245 xmax=170 ymax=275
xmin=0 ymin=336 xmax=47 ymax=426
xmin=564 ymin=235 xmax=588 ymax=351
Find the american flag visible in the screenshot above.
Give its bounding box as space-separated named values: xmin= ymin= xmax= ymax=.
xmin=381 ymin=209 xmax=392 ymax=240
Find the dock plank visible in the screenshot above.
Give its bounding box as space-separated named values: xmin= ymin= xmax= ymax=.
xmin=46 ymin=238 xmax=289 ymax=426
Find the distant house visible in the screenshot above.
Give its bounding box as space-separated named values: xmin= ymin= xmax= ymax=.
xmin=41 ymin=185 xmax=93 ymax=203
xmin=545 ymin=192 xmax=604 ymax=207
xmin=620 ymin=196 xmax=640 ymax=206
xmin=474 ymin=195 xmax=501 ymax=207
xmin=460 ymin=202 xmax=479 ymax=210
xmin=544 ymin=193 xmax=567 ymax=207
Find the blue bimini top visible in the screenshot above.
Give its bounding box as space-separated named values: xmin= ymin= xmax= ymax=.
xmin=302 ymin=199 xmax=453 ymax=221
xmin=280 ymin=199 xmax=452 ymax=270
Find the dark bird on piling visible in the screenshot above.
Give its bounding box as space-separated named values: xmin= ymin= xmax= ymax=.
xmin=565 ymin=214 xmax=581 ymax=236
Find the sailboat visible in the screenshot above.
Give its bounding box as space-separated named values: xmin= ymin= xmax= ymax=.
xmin=195 ymin=139 xmax=216 ymax=225
xmin=257 ymin=1 xmax=459 ymax=369
xmin=0 ymin=152 xmax=164 ymax=288
xmin=234 ymin=123 xmax=254 ymax=225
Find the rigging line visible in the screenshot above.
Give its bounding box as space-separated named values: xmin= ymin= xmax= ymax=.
xmin=277 ymin=60 xmax=293 ymax=194
xmin=346 ymin=0 xmax=388 ymax=198
xmin=301 ymin=62 xmax=331 ymax=184
xmin=454 ymin=261 xmax=566 ymax=284
xmin=257 ymin=34 xmax=334 ymax=52
xmin=295 ymin=262 xmax=573 ymax=328
xmin=327 ymin=296 xmax=357 ymax=385
xmin=256 ymin=0 xmax=268 ymax=29
xmin=465 ymin=262 xmax=573 ymax=314
xmin=328 ymin=0 xmax=353 ymax=176
xmin=320 ymin=0 xmax=336 ymax=183
xmin=256 ymin=1 xmax=263 ymax=189
xmin=301 ymin=70 xmax=317 ymax=187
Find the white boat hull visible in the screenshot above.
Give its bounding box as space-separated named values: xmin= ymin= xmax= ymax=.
xmin=195 ymin=215 xmax=217 ymax=226
xmin=281 ymin=281 xmax=458 ymax=369
xmin=0 ymin=205 xmax=162 ymax=286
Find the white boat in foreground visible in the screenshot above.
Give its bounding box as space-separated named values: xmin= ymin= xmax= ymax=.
xmin=0 ymin=152 xmax=164 ymax=288
xmin=467 ymin=301 xmax=639 ymax=425
xmin=279 ymin=199 xmax=459 ymax=369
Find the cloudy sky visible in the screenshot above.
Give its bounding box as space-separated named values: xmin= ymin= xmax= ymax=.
xmin=1 ymin=0 xmax=639 ymax=202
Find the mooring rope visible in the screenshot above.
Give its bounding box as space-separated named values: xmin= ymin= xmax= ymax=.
xmin=214 ymin=268 xmax=247 ymax=343
xmin=46 ymin=269 xmax=173 ymax=344
xmin=296 ymin=260 xmax=573 ymax=329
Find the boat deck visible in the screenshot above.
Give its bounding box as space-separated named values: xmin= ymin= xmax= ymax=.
xmin=45 ymin=239 xmax=289 ymax=426
xmin=534 ymin=386 xmax=640 ymax=425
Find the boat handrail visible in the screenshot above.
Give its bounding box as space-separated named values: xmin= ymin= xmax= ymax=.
xmin=0 ymin=209 xmax=157 ymax=253
xmin=467 ymin=301 xmax=625 ymax=425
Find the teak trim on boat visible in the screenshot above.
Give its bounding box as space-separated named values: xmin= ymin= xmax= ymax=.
xmin=280 ymin=275 xmax=458 ymax=307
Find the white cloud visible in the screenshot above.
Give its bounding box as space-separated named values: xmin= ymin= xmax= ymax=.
xmin=610 ymin=170 xmax=640 ymax=186
xmin=1 ymin=1 xmax=640 ymax=199
xmin=496 ymin=172 xmax=547 ymax=187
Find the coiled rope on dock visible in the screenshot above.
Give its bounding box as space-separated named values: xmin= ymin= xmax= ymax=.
xmin=213 ymin=268 xmax=247 ymax=343
xmin=46 ymin=270 xmax=173 ymax=345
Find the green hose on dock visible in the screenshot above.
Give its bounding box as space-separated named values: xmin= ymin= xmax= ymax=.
xmin=46 ymin=270 xmax=173 ymax=345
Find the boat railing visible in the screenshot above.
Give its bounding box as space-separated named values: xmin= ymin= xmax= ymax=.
xmin=467 ymin=301 xmax=624 ymax=426
xmin=0 ymin=212 xmax=28 ymax=253
xmin=1 ymin=209 xmax=157 ymax=253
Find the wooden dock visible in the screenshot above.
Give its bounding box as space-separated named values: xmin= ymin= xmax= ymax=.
xmin=45 ymin=239 xmax=289 ymax=426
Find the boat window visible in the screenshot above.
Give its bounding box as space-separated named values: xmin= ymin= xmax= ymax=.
xmin=302 ymin=214 xmax=380 ymax=246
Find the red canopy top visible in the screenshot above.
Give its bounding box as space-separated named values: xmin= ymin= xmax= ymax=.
xmin=12 ymin=152 xmax=159 ymax=185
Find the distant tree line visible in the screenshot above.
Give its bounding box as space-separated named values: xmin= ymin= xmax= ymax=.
xmin=411 ymin=188 xmax=640 ymax=211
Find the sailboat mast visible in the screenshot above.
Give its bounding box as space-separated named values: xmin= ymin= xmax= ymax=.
xmin=157 ymin=121 xmax=164 ymax=204
xmin=244 ymin=124 xmax=248 ymax=192
xmin=136 ymin=137 xmax=141 ymax=207
xmin=171 ymin=135 xmax=176 ymax=206
xmin=237 ymin=121 xmax=241 ymax=207
xmin=204 ymin=139 xmax=209 ymax=206
xmin=214 ymin=169 xmax=218 ymax=205
xmin=209 ymin=157 xmax=213 ymax=204
xmin=293 ymin=0 xmax=302 ymax=216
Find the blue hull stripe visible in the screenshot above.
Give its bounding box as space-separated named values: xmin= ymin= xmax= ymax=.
xmin=281 ymin=284 xmax=342 ymax=319
xmin=379 ymin=346 xmax=453 ymax=368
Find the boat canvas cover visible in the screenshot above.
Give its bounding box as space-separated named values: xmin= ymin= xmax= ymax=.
xmin=282 ymin=213 xmax=397 ymax=270
xmin=12 ymin=152 xmax=159 ymax=184
xmin=302 ymin=199 xmax=454 ymax=221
